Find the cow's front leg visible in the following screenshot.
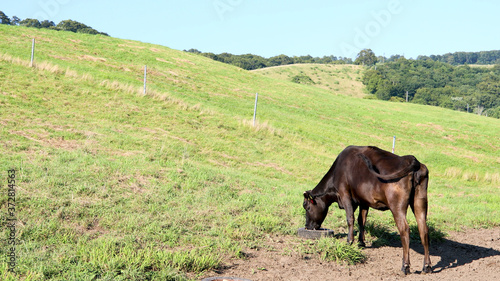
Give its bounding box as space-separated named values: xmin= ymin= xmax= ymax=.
xmin=357 ymin=206 xmax=369 ymax=247
xmin=344 ymin=201 xmax=357 ymax=244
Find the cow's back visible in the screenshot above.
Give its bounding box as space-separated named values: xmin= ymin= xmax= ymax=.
xmin=331 ymin=146 xmax=374 ymax=187
xmin=330 ymin=146 xmax=416 ymax=208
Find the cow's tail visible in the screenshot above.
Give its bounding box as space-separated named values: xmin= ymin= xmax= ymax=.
xmin=358 ymin=153 xmax=420 ymax=180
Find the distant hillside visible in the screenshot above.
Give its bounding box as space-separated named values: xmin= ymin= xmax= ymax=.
xmin=187 ymin=48 xmax=500 ymax=72
xmin=252 ymin=64 xmax=366 ymax=98
xmin=184 ymin=49 xmax=353 ymax=70
xmin=363 ymin=58 xmax=500 ymax=118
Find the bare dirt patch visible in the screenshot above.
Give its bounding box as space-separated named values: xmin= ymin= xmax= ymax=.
xmin=201 ymin=228 xmax=500 ymax=281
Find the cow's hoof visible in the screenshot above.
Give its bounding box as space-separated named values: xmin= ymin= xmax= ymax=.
xmin=422 ymin=264 xmax=432 ymax=274
xmin=358 ymin=241 xmax=366 ymax=248
xmin=401 ymin=265 xmax=411 ymax=275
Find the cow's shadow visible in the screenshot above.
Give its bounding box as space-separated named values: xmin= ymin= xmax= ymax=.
xmin=359 ymin=223 xmax=500 ymax=273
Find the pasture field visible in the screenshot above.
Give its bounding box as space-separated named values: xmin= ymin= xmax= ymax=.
xmin=251 ymin=63 xmax=366 ymax=98
xmin=0 ymin=25 xmax=499 ymax=280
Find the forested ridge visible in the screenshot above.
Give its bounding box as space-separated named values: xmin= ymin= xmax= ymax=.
xmin=417 ymin=50 xmax=500 ymax=65
xmin=362 ymin=58 xmax=500 ymax=118
xmin=184 ymin=49 xmax=354 ymax=70
xmin=0 ymin=10 xmax=108 ymax=36
xmin=185 ymin=49 xmax=500 ymax=71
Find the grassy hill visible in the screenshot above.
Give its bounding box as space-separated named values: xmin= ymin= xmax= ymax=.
xmin=252 ymin=63 xmax=499 ymax=104
xmin=252 ymin=63 xmax=366 ymax=98
xmin=0 ymin=24 xmax=499 ymax=280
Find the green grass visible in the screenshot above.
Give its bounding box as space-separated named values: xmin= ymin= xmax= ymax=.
xmin=0 ymin=24 xmax=499 ymax=280
xmin=316 ymin=238 xmax=366 ymax=265
xmin=252 ymin=63 xmax=366 ymax=97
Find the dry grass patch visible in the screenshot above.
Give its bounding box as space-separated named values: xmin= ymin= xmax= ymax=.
xmin=445 ymin=167 xmax=499 ymax=183
xmin=240 ymin=118 xmax=282 ymax=136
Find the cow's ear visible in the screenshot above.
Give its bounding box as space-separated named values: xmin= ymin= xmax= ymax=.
xmin=303 ymin=191 xmax=312 ymax=200
xmin=303 ymin=191 xmax=316 ymax=204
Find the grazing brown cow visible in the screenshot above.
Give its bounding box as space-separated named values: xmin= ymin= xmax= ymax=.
xmin=303 ymin=145 xmax=431 ymax=274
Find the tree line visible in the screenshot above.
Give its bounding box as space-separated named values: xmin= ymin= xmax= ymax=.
xmin=0 ymin=10 xmax=108 ymax=36
xmin=186 ymin=48 xmax=500 ymax=72
xmin=184 ymin=49 xmax=353 ymax=70
xmin=417 ymin=50 xmax=500 ymax=65
xmin=362 ymin=56 xmax=500 ymax=118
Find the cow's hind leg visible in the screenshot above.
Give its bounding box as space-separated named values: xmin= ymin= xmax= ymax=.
xmin=357 ymin=206 xmax=369 ymax=247
xmin=411 ymin=177 xmax=432 ymax=273
xmin=391 ymin=207 xmax=411 ymax=275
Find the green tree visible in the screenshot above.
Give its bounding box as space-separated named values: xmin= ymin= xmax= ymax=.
xmin=413 ymin=88 xmax=439 ymax=106
xmin=20 ymin=18 xmax=41 ymax=28
xmin=486 ymin=106 xmax=500 ymax=118
xmin=56 ymin=19 xmax=108 ymax=36
xmin=185 ymin=49 xmax=202 ymax=54
xmin=477 ymin=73 xmax=500 ymax=96
xmin=201 ymin=52 xmax=217 ymax=60
xmin=293 ymin=55 xmax=314 ymax=64
xmin=0 ymin=11 xmax=11 ymax=25
xmin=375 ymin=82 xmax=403 ymax=100
xmin=40 ymin=20 xmax=55 ymax=28
xmin=77 ymin=27 xmax=100 ymax=35
xmin=11 ymin=16 xmax=20 ymax=25
xmin=362 ymin=69 xmax=383 ymax=95
xmin=56 ymin=19 xmax=87 ymax=32
xmin=354 ymin=49 xmax=378 ymax=66
xmin=268 ymin=54 xmax=293 ymax=67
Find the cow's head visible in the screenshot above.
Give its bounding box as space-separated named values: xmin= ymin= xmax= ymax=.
xmin=303 ymin=191 xmax=329 ymax=230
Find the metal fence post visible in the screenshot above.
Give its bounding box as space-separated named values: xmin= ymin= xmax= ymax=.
xmin=30 ymin=38 xmax=35 ymax=67
xmin=253 ymin=93 xmax=259 ymax=126
xmin=143 ymin=65 xmax=147 ymax=95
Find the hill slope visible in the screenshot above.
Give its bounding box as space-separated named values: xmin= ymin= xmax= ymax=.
xmin=0 ymin=25 xmax=499 ymax=280
xmin=252 ymin=63 xmax=366 ymax=98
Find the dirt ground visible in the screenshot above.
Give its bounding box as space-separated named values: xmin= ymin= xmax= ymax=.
xmin=200 ymin=228 xmax=500 ymax=281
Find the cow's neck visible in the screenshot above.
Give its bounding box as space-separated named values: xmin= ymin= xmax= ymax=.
xmin=312 ymin=172 xmax=338 ymax=206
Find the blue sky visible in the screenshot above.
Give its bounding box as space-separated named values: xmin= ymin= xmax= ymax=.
xmin=2 ymin=0 xmax=499 ymax=59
